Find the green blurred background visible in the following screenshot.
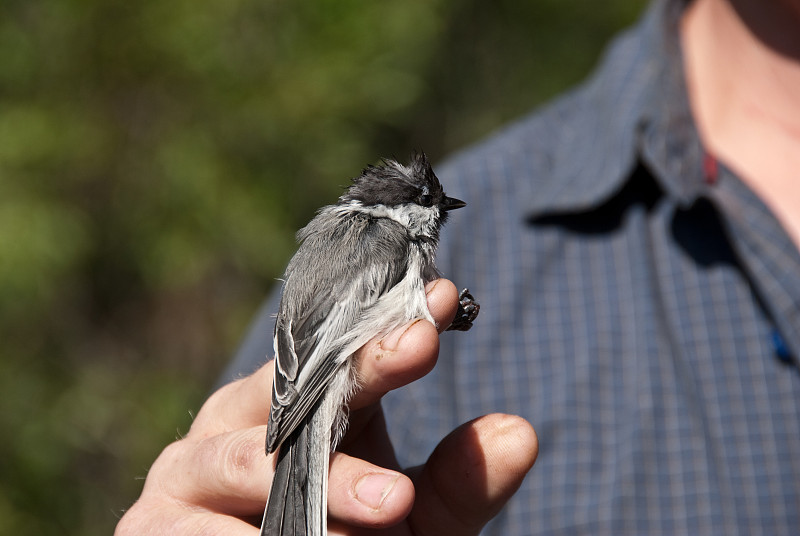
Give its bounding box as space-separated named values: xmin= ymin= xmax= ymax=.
xmin=0 ymin=0 xmax=646 ymax=533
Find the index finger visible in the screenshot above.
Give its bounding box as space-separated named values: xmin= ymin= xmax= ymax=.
xmin=349 ymin=278 xmax=460 ymax=411
xmin=187 ymin=278 xmax=459 ymax=438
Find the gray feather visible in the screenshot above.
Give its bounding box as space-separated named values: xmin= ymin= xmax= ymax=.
xmin=261 ymin=154 xmax=474 ymax=536
xmin=266 ymin=212 xmax=409 ymax=452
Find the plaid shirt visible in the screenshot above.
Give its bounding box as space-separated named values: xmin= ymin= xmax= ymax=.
xmin=224 ymin=0 xmax=800 ymax=533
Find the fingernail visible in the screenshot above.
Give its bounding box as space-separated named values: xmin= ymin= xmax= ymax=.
xmin=354 ymin=473 xmax=399 ymax=510
xmin=379 ymin=319 xmax=421 ymax=352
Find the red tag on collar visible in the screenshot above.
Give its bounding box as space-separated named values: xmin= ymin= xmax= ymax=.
xmin=703 ymin=152 xmax=718 ymax=185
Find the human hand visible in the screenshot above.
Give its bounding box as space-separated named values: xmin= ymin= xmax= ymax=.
xmin=115 ymin=279 xmax=538 ymax=535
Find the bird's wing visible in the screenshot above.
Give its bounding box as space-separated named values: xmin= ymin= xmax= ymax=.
xmin=266 ymin=214 xmax=410 ymax=452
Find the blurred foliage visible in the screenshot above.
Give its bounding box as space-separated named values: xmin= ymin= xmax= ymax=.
xmin=0 ymin=0 xmax=646 ymax=534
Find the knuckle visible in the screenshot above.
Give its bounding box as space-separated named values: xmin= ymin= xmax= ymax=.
xmin=141 ymin=438 xmax=203 ymax=503
xmin=145 ymin=428 xmax=268 ymax=506
xmin=206 ymin=430 xmax=264 ymax=492
xmin=148 ymin=439 xmax=186 ymax=482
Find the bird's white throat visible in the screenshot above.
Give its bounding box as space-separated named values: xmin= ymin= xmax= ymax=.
xmin=338 ymin=200 xmax=440 ymax=239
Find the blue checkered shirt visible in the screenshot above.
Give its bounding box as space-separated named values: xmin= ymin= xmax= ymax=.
xmin=223 ymin=0 xmax=800 ymax=533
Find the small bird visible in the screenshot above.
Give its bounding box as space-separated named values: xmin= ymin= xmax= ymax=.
xmin=260 ymin=152 xmax=479 ymax=536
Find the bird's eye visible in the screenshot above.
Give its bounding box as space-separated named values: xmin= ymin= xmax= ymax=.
xmin=418 ymin=194 xmax=433 ymax=206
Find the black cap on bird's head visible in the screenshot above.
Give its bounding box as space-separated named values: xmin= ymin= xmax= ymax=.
xmin=341 ymin=152 xmax=466 ymax=215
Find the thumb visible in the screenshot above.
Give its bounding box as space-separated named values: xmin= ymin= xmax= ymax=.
xmin=408 ymin=414 xmax=537 ymax=536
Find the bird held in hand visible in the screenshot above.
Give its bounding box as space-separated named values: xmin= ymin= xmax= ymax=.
xmin=261 ymin=152 xmax=479 ymax=536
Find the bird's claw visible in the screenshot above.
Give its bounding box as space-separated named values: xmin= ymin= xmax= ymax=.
xmin=447 ymin=288 xmax=480 ymax=331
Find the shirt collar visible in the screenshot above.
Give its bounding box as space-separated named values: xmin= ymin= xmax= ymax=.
xmin=525 ymin=0 xmax=707 ymax=219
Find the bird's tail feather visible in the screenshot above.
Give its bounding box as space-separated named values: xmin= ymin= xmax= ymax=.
xmin=261 ymin=422 xmax=310 ymax=535
xmin=261 ymin=364 xmax=354 ymax=535
xmin=261 ymin=403 xmax=330 ymax=536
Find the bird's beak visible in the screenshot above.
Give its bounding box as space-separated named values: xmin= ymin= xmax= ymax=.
xmin=440 ymin=196 xmax=467 ymax=211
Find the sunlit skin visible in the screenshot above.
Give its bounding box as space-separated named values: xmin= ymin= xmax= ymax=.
xmin=115 ymin=279 xmax=538 ymax=535
xmin=682 ymin=0 xmax=800 ymax=246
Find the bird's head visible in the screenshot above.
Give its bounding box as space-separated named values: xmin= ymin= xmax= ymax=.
xmin=339 ymin=152 xmax=465 ymax=239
